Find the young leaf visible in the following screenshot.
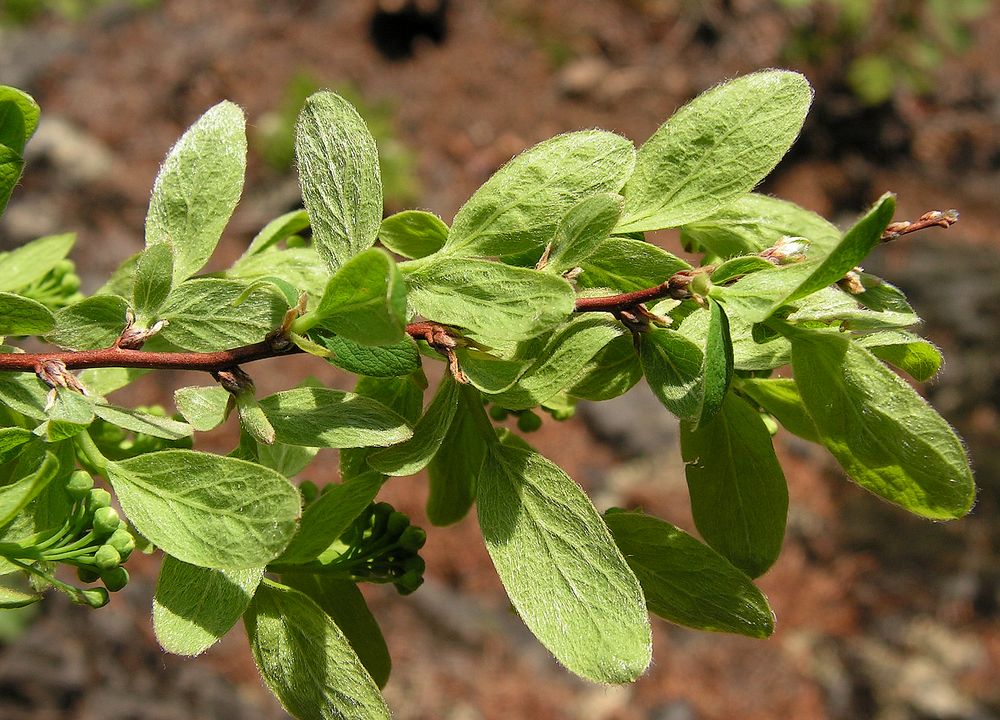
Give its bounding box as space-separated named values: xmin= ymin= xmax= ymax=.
xmin=0 ymin=234 xmax=75 ymax=292
xmin=575 ymin=237 xmax=690 ymax=293
xmin=296 ymin=91 xmax=382 ymax=272
xmin=245 ymin=581 xmax=391 ymax=720
xmin=77 ymin=367 xmax=148 ymax=397
xmin=243 ymin=209 xmax=311 ymax=256
xmin=256 ymin=442 xmax=318 ymax=478
xmin=427 ymin=386 xmax=487 ymax=526
xmin=145 ymin=101 xmax=247 ymax=284
xmin=0 ymin=573 xmax=40 ymax=609
xmin=565 ymin=334 xmax=643 ymax=401
xmin=368 ymin=373 xmax=460 ymax=476
xmin=0 ymin=374 xmax=49 ymax=420
xmin=638 ymin=328 xmax=704 ymax=420
xmin=228 ymin=247 xmax=328 ymax=300
xmin=312 ymin=331 xmax=422 ymax=377
xmin=132 ymin=242 xmax=174 ymax=318
xmin=107 ymin=450 xmax=300 ymax=569
xmin=477 ymin=444 xmax=651 ymax=683
xmin=694 ymin=298 xmax=734 ymax=427
xmin=173 ymin=385 xmax=231 ymax=432
xmin=856 ymin=330 xmax=942 ymax=382
xmin=680 ymin=393 xmax=788 ymax=578
xmin=0 ymin=427 xmax=34 ymax=465
xmin=453 ymin=348 xmax=528 ymax=394
xmin=40 ymin=389 xmax=95 ymax=442
xmin=444 ymin=130 xmax=635 ymax=257
xmin=158 ymin=279 xmax=288 ymax=352
xmin=0 ymin=86 xmax=40 ymax=153
xmin=305 ymin=248 xmax=406 ymax=346
xmin=259 ymin=387 xmax=412 ymax=449
xmin=378 ymin=210 xmax=447 ymax=259
xmin=0 ymin=292 xmax=54 ymax=336
xmin=47 ymin=295 xmax=129 ymax=350
xmin=680 ymin=193 xmax=839 ymax=258
xmin=275 ymin=471 xmax=383 ymax=565
xmin=153 ymin=555 xmax=263 ymax=656
xmin=0 ymin=144 xmax=24 ymax=214
xmin=235 ymin=393 xmax=276 ymax=446
xmin=605 ymin=509 xmax=774 ymax=637
xmin=737 ymin=378 xmax=821 ymax=444
xmin=789 ymin=329 xmax=974 ymax=519
xmin=92 ymin=403 xmax=193 ymax=440
xmin=340 ymin=374 xmax=425 ymax=482
xmin=541 ymin=193 xmax=623 ymax=274
xmin=618 ymin=71 xmax=813 ymax=232
xmin=403 ymin=256 xmax=575 ymax=345
xmin=0 ymin=444 xmax=59 ymax=526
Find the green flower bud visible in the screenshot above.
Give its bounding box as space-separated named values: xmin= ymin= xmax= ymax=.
xmin=59 ymin=272 xmax=81 ymax=293
xmin=76 ymin=587 xmax=110 ymax=608
xmin=395 ymin=571 xmax=424 ymax=596
xmin=107 ymin=529 xmax=135 ymax=560
xmin=65 ymin=471 xmax=94 ymax=501
xmin=488 ymin=405 xmax=509 ymax=421
xmin=368 ymin=502 xmax=393 ymax=539
xmin=92 ymin=506 xmax=120 ymax=537
xmin=101 ymin=567 xmax=129 ymax=593
xmin=93 ymin=544 xmax=121 ymax=571
xmin=299 ymin=480 xmax=319 ymax=504
xmin=401 ymin=555 xmax=425 ymax=575
xmin=516 ymin=410 xmax=542 ymax=433
xmin=86 ymin=488 xmax=112 ymax=513
xmin=54 ymin=259 xmax=75 ymax=275
xmin=398 ymin=526 xmax=426 ymax=552
xmin=76 ymin=566 xmax=101 ymax=584
xmin=386 ymin=511 xmax=409 ymax=539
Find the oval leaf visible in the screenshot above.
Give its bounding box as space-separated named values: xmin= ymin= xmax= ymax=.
xmin=378 ymin=210 xmax=447 ymax=259
xmin=0 ymin=292 xmax=54 ymax=336
xmin=639 ymin=328 xmax=703 ymax=420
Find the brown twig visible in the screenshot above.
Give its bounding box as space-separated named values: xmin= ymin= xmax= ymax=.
xmin=882 ymin=210 xmax=959 ymax=242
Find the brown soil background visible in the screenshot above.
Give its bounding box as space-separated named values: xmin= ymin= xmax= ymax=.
xmin=1 ymin=2 xmax=998 ymax=719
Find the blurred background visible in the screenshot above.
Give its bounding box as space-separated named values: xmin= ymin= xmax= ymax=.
xmin=0 ymin=1 xmax=998 ymax=718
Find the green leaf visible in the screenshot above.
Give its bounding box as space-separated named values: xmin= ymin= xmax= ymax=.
xmin=680 ymin=393 xmax=788 ymax=578
xmin=491 ymin=316 xmax=625 ymax=410
xmin=173 ymin=385 xmax=230 ymax=432
xmin=243 ymin=209 xmax=311 ymax=256
xmin=789 ymin=329 xmax=974 ymax=519
xmin=259 ymin=387 xmax=412 ymax=449
xmin=695 ymin=298 xmax=734 ymax=426
xmin=132 ymin=243 xmax=174 ymax=318
xmin=0 ymin=292 xmax=54 ymax=336
xmin=256 ymin=442 xmax=318 ymax=478
xmin=235 ymin=393 xmax=276 ymax=446
xmin=306 ymin=248 xmax=406 ymax=346
xmin=0 ymin=86 xmax=40 ymax=154
xmin=404 ymin=256 xmax=575 ymax=345
xmin=0 ymin=374 xmax=49 ymax=420
xmin=709 ymin=255 xmax=777 ymax=284
xmin=786 ymin=285 xmax=917 ymax=330
xmin=444 ymin=130 xmax=635 ymax=257
xmin=227 ymin=247 xmax=328 ymax=300
xmin=313 ymin=330 xmax=422 ymax=377
xmin=856 ymin=331 xmax=942 ymax=382
xmin=453 ymin=348 xmax=527 ymax=394
xmin=77 ymin=367 xmax=148 ymax=397
xmin=0 ymin=444 xmax=59 ymax=526
xmin=680 ymin=193 xmax=839 ymax=258
xmin=0 ymin=144 xmax=24 ymax=215
xmin=93 ymin=403 xmax=193 ymax=440
xmin=0 ymin=234 xmax=75 ymax=293
xmin=158 ymin=279 xmax=288 ymax=352
xmin=47 ymin=295 xmax=128 ymax=350
xmin=368 ymin=374 xmax=460 ymax=476
xmin=565 ymin=334 xmax=643 ymax=401
xmin=639 ymin=328 xmax=704 ymax=420
xmin=427 ymin=385 xmax=487 ymax=526
xmin=0 ymin=427 xmax=34 ymax=465
xmin=296 ymin=91 xmax=382 ymax=272
xmin=542 ymin=193 xmax=623 ymax=274
xmin=378 ymin=210 xmax=447 ymax=259
xmin=245 ymin=581 xmax=390 ymax=720
xmin=153 ymin=555 xmax=263 ymax=656
xmin=618 ymin=71 xmax=813 ymax=232
xmin=605 ymin=509 xmax=774 ymax=637
xmin=276 ymin=472 xmax=384 ymax=565
xmin=145 ymin=101 xmax=247 ymax=284
xmin=282 ymin=575 xmax=392 ymax=689
xmin=40 ymin=389 xmax=94 ymax=441
xmin=477 ymin=444 xmax=651 ymax=683
xmin=575 ymin=237 xmax=690 ymax=292
xmin=107 ymin=450 xmax=300 ymax=569
xmin=0 ymin=572 xmax=40 ymax=609
xmin=737 ymin=377 xmax=820 ymax=443
xmin=340 ymin=374 xmax=425 ymax=481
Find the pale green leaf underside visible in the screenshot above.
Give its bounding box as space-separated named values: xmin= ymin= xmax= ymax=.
xmin=0 ymin=233 xmax=75 ymax=293
xmin=0 ymin=292 xmax=54 ymax=336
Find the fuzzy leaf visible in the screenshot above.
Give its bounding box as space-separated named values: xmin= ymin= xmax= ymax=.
xmin=47 ymin=295 xmax=128 ymax=350
xmin=153 ymin=555 xmax=263 ymax=656
xmin=639 ymin=328 xmax=704 ymax=420
xmin=606 ymin=509 xmax=774 ymax=637
xmin=93 ymin=403 xmax=193 ymax=440
xmin=542 ymin=193 xmax=623 ymax=274
xmin=107 ymin=450 xmax=300 ymax=569
xmin=856 ymin=331 xmax=942 ymax=382
xmin=145 ymin=101 xmax=247 ymax=283
xmin=0 ymin=86 xmax=40 ymax=153
xmin=0 ymin=444 xmax=59 ymax=526
xmin=378 ymin=210 xmax=447 ymax=259
xmin=566 ymin=334 xmax=643 ymax=401
xmin=575 ymin=237 xmax=690 ymax=293
xmin=0 ymin=292 xmax=54 ymax=336
xmin=694 ymin=297 xmax=734 ymax=426
xmin=427 ymin=386 xmax=486 ymax=526
xmin=0 ymin=234 xmax=75 ymax=292
xmin=478 ymin=444 xmax=651 ymax=683
xmin=618 ymin=71 xmax=812 ymax=232
xmin=296 ymin=91 xmax=382 ymax=272
xmin=313 ymin=331 xmax=422 ymax=377
xmin=680 ymin=393 xmax=788 ymax=578
xmin=444 ymin=130 xmax=635 ymax=257
xmin=243 ymin=209 xmax=311 ymax=256
xmin=245 ymin=581 xmax=390 ymax=720
xmin=132 ymin=243 xmax=174 ymax=318
xmin=173 ymin=385 xmax=231 ymax=432
xmin=737 ymin=378 xmax=820 ymax=443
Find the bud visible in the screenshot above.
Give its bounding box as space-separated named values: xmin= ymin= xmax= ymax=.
xmin=399 ymin=526 xmax=427 ymax=552
xmin=299 ymin=480 xmax=319 ymax=505
xmin=488 ymin=405 xmax=509 ymax=421
xmin=66 ymin=471 xmax=94 ymax=501
xmin=76 ymin=587 xmax=110 ymax=608
xmin=107 ymin=529 xmax=135 ymax=561
xmin=93 ymin=544 xmax=121 ymax=571
xmin=86 ymin=488 xmax=112 ymax=513
xmin=395 ymin=571 xmax=424 ymax=596
xmin=101 ymin=567 xmax=129 ymax=593
xmin=92 ymin=506 xmax=121 ymax=537
xmin=76 ymin=566 xmax=101 ymax=584
xmin=386 ymin=511 xmax=409 ymax=539
xmin=516 ymin=410 xmax=542 ymax=433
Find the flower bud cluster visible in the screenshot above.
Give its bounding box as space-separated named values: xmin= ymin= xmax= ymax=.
xmin=18 ymin=258 xmax=83 ymax=309
xmin=328 ymin=502 xmax=427 ymax=595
